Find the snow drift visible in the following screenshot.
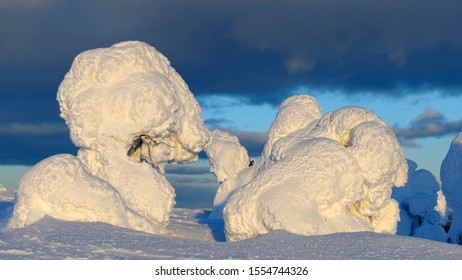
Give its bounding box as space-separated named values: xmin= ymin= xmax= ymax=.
xmin=220 ymin=95 xmax=408 ymax=241
xmin=393 ymin=160 xmax=447 ymax=242
xmin=441 ymin=132 xmax=462 ymax=244
xmin=4 ymin=187 xmax=462 ymax=260
xmin=8 ymin=41 xmax=210 ymax=233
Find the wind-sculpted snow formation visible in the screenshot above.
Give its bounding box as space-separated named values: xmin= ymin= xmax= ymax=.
xmin=217 ymin=95 xmax=408 ymax=241
xmin=441 ymin=133 xmax=462 ymax=244
xmin=393 ymin=160 xmax=447 ymax=242
xmin=7 ymin=41 xmax=412 ymax=242
xmin=8 ymin=41 xmax=210 ymax=233
xmin=262 ymin=95 xmax=322 ymax=160
xmin=204 ymin=130 xmax=251 ymax=220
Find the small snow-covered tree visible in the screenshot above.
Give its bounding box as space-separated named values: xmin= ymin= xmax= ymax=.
xmin=205 ymin=130 xmax=251 ymax=220
xmin=393 ymin=160 xmax=447 ymax=242
xmin=441 ymin=133 xmax=462 ymax=244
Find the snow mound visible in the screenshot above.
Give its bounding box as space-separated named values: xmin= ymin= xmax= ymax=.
xmin=8 ymin=155 xmax=159 ymax=233
xmin=393 ymin=160 xmax=447 ymax=242
xmin=223 ymin=96 xmax=407 ymax=241
xmin=441 ymin=132 xmax=462 ymax=244
xmin=204 ymin=130 xmax=251 ymax=220
xmin=9 ymin=41 xmax=210 ymax=233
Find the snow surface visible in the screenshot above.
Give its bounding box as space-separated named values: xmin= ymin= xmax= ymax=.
xmin=441 ymin=132 xmax=462 ymax=244
xmin=1 ymin=187 xmax=462 ymax=259
xmin=223 ymin=96 xmax=408 ymax=241
xmin=9 ymin=41 xmax=210 ymax=234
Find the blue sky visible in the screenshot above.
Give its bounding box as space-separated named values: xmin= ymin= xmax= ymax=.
xmin=2 ymin=0 xmax=462 ymax=207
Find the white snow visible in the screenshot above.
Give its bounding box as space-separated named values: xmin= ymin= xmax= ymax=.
xmin=8 ymin=154 xmax=160 ymax=234
xmin=9 ymin=41 xmax=210 ymax=233
xmin=435 ymin=190 xmax=448 ymax=224
xmin=441 ymin=132 xmax=462 ymax=244
xmin=204 ymin=130 xmax=251 ymax=220
xmin=1 ymin=187 xmax=462 ymax=259
xmin=392 ymin=160 xmax=447 ymax=242
xmin=262 ymin=95 xmax=322 ymax=160
xmin=4 ymin=42 xmax=461 ymax=260
xmin=223 ymin=97 xmax=407 ymax=241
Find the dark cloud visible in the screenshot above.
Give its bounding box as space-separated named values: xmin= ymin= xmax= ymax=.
xmin=0 ymin=132 xmax=76 ymax=165
xmin=164 ymin=165 xmax=211 ymax=175
xmin=398 ymin=139 xmax=422 ymax=149
xmin=174 ymin=185 xmax=216 ymax=209
xmin=393 ymin=108 xmax=462 ymax=147
xmin=0 ymin=123 xmax=67 ymax=136
xmin=2 ymin=1 xmax=462 ymax=101
xmin=2 ymin=0 xmax=462 ymax=164
xmin=226 ymin=130 xmax=267 ymax=158
xmin=204 ymin=118 xmax=236 ymax=130
xmin=166 ymin=175 xmax=217 ymax=189
xmin=164 ymin=173 xmax=218 ymax=208
xmin=0 ymin=0 xmax=60 ymax=10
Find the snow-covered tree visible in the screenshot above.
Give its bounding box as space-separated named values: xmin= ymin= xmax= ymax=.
xmin=223 ymin=96 xmax=408 ymax=241
xmin=393 ymin=160 xmax=447 ymax=242
xmin=205 ymin=130 xmax=251 ymax=220
xmin=9 ymin=41 xmax=210 ymax=233
xmin=441 ymin=133 xmax=462 ymax=244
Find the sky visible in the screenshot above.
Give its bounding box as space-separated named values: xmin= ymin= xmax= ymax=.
xmin=1 ymin=0 xmax=462 ymax=207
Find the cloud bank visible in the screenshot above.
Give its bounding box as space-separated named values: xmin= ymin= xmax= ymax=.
xmin=393 ymin=108 xmax=462 ymax=147
xmin=2 ymin=0 xmax=462 ymax=100
xmin=2 ymin=0 xmax=462 ymax=164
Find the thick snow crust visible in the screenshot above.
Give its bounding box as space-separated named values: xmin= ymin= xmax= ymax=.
xmin=441 ymin=133 xmax=462 ymax=244
xmin=9 ymin=41 xmax=209 ymax=233
xmin=393 ymin=160 xmax=447 ymax=242
xmin=221 ymin=95 xmax=408 ymax=241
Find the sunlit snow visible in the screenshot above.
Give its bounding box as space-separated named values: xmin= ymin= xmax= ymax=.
xmin=2 ymin=41 xmax=462 ymax=259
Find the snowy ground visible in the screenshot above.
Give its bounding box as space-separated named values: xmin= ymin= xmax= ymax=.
xmin=1 ymin=187 xmax=462 ymax=260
